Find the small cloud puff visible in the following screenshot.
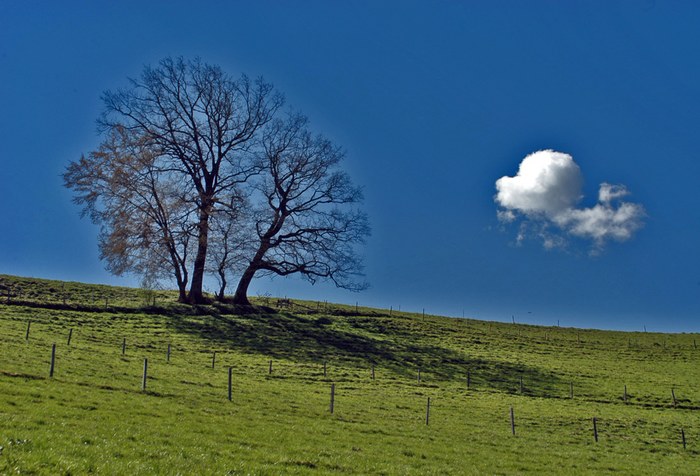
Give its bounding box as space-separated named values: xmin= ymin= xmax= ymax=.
xmin=598 ymin=183 xmax=630 ymax=203
xmin=495 ymin=150 xmax=645 ymax=253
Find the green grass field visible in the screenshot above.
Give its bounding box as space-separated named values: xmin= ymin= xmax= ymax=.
xmin=0 ymin=274 xmax=698 ymax=474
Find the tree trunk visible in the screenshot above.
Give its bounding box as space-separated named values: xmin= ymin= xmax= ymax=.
xmin=232 ymin=266 xmax=257 ymax=305
xmin=232 ymin=237 xmax=273 ymax=306
xmin=216 ymin=271 xmax=227 ymax=302
xmin=171 ymin=254 xmax=188 ymax=303
xmin=188 ymin=207 xmax=211 ymax=304
xmin=177 ymin=285 xmax=188 ymax=303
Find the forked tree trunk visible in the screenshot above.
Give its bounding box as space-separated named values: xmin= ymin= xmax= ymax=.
xmin=168 ymin=248 xmax=188 ymax=304
xmin=215 ymin=244 xmax=230 ymax=302
xmin=216 ymin=272 xmax=227 ymax=302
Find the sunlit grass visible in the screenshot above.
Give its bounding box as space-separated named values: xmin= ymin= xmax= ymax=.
xmin=0 ymin=274 xmax=698 ymax=474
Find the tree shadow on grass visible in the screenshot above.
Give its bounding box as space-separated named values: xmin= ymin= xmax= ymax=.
xmin=163 ymin=307 xmax=564 ymax=396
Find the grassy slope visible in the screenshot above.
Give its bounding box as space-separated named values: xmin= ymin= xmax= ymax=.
xmin=0 ymin=274 xmax=698 ymax=474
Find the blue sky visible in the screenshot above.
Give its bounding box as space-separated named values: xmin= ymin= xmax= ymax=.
xmin=1 ymin=1 xmax=699 ymax=332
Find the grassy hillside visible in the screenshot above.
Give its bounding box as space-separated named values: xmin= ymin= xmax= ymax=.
xmin=0 ymin=274 xmax=698 ymax=474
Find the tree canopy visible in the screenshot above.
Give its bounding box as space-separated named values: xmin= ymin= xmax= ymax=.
xmin=64 ymin=57 xmax=369 ymax=305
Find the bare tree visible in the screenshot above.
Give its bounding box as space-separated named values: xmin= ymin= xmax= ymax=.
xmin=66 ymin=58 xmax=369 ymax=306
xmin=231 ymin=113 xmax=370 ymax=305
xmin=97 ymin=57 xmax=283 ymax=303
xmin=64 ymin=126 xmax=195 ymax=301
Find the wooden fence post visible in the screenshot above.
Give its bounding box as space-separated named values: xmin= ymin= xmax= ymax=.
xmin=510 ymin=407 xmax=515 ymax=435
xmin=142 ymin=358 xmax=148 ymax=391
xmin=681 ymin=428 xmax=687 ymax=450
xmin=67 ymin=329 xmax=73 ymax=346
xmin=122 ymin=338 xmax=126 ymax=356
xmin=672 ymin=388 xmax=677 ymax=407
xmin=49 ymin=344 xmax=56 ymax=377
xmin=330 ymin=383 xmax=335 ymax=414
xmin=212 ymin=352 xmax=216 ymax=369
xmin=25 ymin=321 xmax=30 ymax=341
xmin=269 ymin=359 xmax=273 ymax=375
xmin=426 ymin=397 xmax=431 ymax=425
xmin=167 ymin=344 xmax=171 ymax=363
xmin=519 ymin=375 xmax=524 ymax=394
xmin=228 ymin=367 xmax=233 ymax=402
xmin=623 ymin=385 xmax=628 ymax=402
xmin=593 ymin=417 xmax=599 ymax=442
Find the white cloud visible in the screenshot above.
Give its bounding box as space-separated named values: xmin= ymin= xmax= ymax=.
xmin=495 ymin=150 xmax=583 ymax=216
xmin=555 ymin=200 xmax=645 ymax=244
xmin=495 ymin=150 xmax=645 ymax=252
xmin=497 ymin=209 xmax=516 ymax=223
xmin=598 ymin=182 xmax=630 ymax=203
